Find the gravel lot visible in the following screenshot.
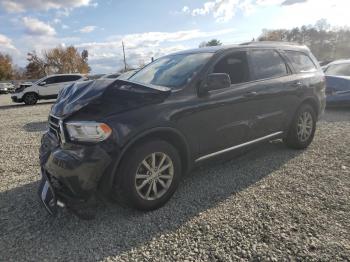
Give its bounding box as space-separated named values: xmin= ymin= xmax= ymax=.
xmin=0 ymin=94 xmax=349 ymax=261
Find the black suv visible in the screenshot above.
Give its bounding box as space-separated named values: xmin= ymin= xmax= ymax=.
xmin=38 ymin=42 xmax=326 ymax=216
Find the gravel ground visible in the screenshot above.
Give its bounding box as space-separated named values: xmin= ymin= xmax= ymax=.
xmin=0 ymin=94 xmax=349 ymax=261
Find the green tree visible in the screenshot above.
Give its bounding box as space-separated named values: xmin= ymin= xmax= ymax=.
xmin=199 ymin=39 xmax=222 ymax=48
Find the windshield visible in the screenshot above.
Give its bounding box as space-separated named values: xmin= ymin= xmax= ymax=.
xmin=326 ymin=63 xmax=350 ymax=76
xmin=34 ymin=76 xmax=47 ymax=84
xmin=129 ymin=52 xmax=213 ymax=88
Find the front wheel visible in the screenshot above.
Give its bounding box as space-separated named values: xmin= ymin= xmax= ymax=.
xmin=113 ymin=140 xmax=182 ymax=211
xmin=23 ymin=93 xmax=38 ymax=105
xmin=284 ymin=104 xmax=316 ymax=149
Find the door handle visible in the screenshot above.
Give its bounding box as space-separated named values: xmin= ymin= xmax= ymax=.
xmin=291 ymin=81 xmax=303 ymax=88
xmin=244 ymin=91 xmax=258 ymax=97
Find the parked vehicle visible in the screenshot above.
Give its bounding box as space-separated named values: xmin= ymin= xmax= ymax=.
xmin=0 ymin=82 xmax=15 ymax=94
xmin=323 ymin=60 xmax=350 ymax=106
xmin=101 ymin=73 xmax=121 ymax=79
xmin=11 ymin=74 xmax=86 ymax=105
xmin=38 ymin=42 xmax=326 ymax=217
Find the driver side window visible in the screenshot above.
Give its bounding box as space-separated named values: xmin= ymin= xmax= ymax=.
xmin=213 ymin=51 xmax=250 ymax=85
xmin=42 ymin=76 xmax=57 ymax=85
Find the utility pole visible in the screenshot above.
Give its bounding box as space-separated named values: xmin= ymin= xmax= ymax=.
xmin=122 ymin=41 xmax=127 ymax=72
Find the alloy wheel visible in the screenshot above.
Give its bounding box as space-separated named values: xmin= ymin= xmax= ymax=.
xmin=296 ymin=111 xmax=313 ymax=142
xmin=134 ymin=152 xmax=174 ymax=201
xmin=25 ymin=94 xmax=36 ymax=104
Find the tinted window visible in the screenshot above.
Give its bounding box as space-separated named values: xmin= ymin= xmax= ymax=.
xmin=285 ymin=51 xmax=316 ymax=73
xmin=326 ymin=63 xmax=350 ymax=76
xmin=56 ymin=75 xmax=81 ymax=82
xmin=44 ymin=76 xmax=59 ymax=84
xmin=213 ymin=51 xmax=249 ymax=84
xmin=250 ymin=50 xmax=288 ymax=80
xmin=129 ymin=53 xmax=213 ymax=88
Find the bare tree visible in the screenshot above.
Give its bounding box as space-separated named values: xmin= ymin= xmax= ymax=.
xmin=257 ymin=19 xmax=350 ymax=61
xmin=0 ymin=53 xmax=13 ymax=80
xmin=25 ymin=46 xmax=91 ymax=78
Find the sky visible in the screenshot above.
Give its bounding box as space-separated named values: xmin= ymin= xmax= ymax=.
xmin=0 ymin=0 xmax=349 ymax=73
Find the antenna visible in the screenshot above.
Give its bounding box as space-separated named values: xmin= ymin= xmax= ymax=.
xmin=122 ymin=41 xmax=127 ymax=72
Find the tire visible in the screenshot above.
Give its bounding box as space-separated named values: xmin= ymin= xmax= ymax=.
xmin=113 ymin=140 xmax=182 ymax=211
xmin=284 ymin=104 xmax=316 ymax=149
xmin=23 ymin=93 xmax=38 ymax=105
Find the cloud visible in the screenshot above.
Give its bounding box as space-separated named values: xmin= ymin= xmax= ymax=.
xmin=0 ymin=0 xmax=92 ymax=13
xmin=281 ymin=0 xmax=308 ymax=5
xmin=181 ymin=0 xmax=310 ymax=22
xmin=79 ymin=25 xmax=97 ymax=33
xmin=183 ymin=0 xmax=242 ymax=23
xmin=76 ymin=28 xmax=235 ymax=72
xmin=0 ymin=34 xmax=17 ymax=51
xmin=22 ymin=17 xmax=56 ymax=36
xmin=272 ymin=0 xmax=350 ymax=29
xmin=182 ymin=6 xmax=190 ymax=14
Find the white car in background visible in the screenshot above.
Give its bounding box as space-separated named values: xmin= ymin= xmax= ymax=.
xmin=0 ymin=82 xmax=15 ymax=94
xmin=11 ymin=74 xmax=86 ymax=105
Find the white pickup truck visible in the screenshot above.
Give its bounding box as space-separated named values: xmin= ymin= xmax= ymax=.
xmin=11 ymin=74 xmax=86 ymax=105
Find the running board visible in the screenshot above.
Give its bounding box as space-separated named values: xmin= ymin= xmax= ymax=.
xmin=195 ymin=131 xmax=283 ymax=162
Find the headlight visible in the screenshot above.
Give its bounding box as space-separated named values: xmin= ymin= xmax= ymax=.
xmin=65 ymin=121 xmax=112 ymax=142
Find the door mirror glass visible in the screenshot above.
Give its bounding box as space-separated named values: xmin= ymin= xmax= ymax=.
xmin=205 ymin=73 xmax=231 ymax=92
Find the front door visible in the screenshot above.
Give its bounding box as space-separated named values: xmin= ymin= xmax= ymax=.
xmin=188 ymin=50 xmax=264 ymax=158
xmin=38 ymin=76 xmax=61 ymax=97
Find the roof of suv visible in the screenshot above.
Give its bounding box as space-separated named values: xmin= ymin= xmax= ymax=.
xmin=47 ymin=73 xmax=84 ymax=77
xmin=326 ymin=59 xmax=350 ymax=66
xmin=171 ymin=41 xmax=309 ymax=55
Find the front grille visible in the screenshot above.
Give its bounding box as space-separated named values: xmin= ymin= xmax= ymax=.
xmin=48 ymin=115 xmax=61 ymax=142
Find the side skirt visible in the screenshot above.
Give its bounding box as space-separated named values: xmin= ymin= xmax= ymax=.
xmin=195 ymin=131 xmax=284 ymax=163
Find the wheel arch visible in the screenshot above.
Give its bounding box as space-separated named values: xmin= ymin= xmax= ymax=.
xmin=300 ymin=97 xmax=320 ymax=117
xmin=100 ymin=127 xmax=192 ymax=194
xmin=23 ymin=91 xmax=39 ymax=98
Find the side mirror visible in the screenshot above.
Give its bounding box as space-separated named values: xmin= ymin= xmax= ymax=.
xmin=199 ymin=73 xmax=231 ymax=95
xmin=39 ymin=81 xmax=46 ymax=86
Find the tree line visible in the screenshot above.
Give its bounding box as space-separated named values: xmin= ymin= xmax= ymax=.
xmin=200 ymin=19 xmax=350 ymax=63
xmin=258 ymin=19 xmax=350 ymax=62
xmin=1 ymin=19 xmax=349 ymax=81
xmin=0 ymin=46 xmax=90 ymax=81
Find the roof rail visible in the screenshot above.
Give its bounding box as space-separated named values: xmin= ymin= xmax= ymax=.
xmin=239 ymin=41 xmax=301 ymax=46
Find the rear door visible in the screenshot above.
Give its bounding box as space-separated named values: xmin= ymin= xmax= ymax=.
xmin=246 ymin=49 xmax=296 ymax=139
xmin=38 ymin=76 xmax=60 ymax=97
xmin=282 ymin=50 xmax=320 ymax=111
xmin=56 ymin=75 xmax=82 ymax=93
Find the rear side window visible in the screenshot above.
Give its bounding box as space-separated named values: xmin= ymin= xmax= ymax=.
xmin=250 ymin=50 xmax=288 ymax=80
xmin=56 ymin=75 xmax=81 ymax=82
xmin=44 ymin=76 xmax=58 ymax=84
xmin=285 ymin=51 xmax=316 ymax=73
xmin=66 ymin=75 xmax=81 ymax=81
xmin=213 ymin=51 xmax=249 ymax=84
xmin=325 ymin=63 xmax=350 ymax=76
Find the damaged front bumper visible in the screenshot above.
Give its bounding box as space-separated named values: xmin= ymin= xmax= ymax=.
xmin=39 ymin=131 xmax=113 ymax=209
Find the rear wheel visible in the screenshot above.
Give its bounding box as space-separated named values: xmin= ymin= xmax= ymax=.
xmin=284 ymin=104 xmax=316 ymax=149
xmin=23 ymin=93 xmax=38 ymax=105
xmin=113 ymin=140 xmax=181 ymax=211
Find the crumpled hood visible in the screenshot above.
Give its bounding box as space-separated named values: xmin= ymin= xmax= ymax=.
xmin=50 ymin=79 xmax=171 ymax=118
